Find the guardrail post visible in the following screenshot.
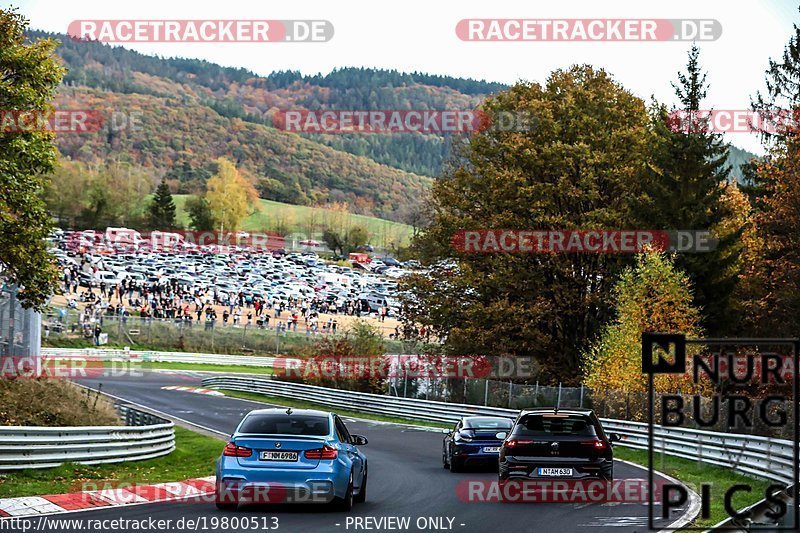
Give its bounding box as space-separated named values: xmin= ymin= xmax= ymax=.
xmin=579 ymin=384 xmax=584 ymax=408
xmin=625 ymin=392 xmax=630 ymax=420
xmin=508 ymin=381 xmax=513 ymax=408
xmin=697 ymin=434 xmax=702 ymax=466
xmin=484 ymin=379 xmax=489 ymax=406
xmin=557 ymin=382 xmax=562 ymax=409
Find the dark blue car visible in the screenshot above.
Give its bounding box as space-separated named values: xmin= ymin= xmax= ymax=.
xmin=216 ymin=408 xmax=368 ymax=511
xmin=442 ymin=416 xmax=514 ymax=472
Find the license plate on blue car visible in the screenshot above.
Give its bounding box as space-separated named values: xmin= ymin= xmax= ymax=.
xmin=483 ymin=447 xmax=500 ymax=453
xmin=260 ymin=451 xmax=298 ymax=461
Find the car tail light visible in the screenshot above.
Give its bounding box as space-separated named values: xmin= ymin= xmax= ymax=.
xmin=304 ymin=445 xmax=338 ymax=460
xmin=582 ymin=439 xmax=608 ymax=451
xmin=223 ymin=442 xmax=253 ymax=457
xmin=504 ymin=439 xmax=534 ymax=449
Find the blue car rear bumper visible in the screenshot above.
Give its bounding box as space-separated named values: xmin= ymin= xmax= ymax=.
xmin=216 ymin=457 xmax=349 ymax=504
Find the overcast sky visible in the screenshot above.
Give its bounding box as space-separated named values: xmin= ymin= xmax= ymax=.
xmin=7 ymin=0 xmax=799 ymax=154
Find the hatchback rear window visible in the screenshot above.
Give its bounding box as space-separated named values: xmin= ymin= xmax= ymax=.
xmin=238 ymin=414 xmax=330 ymax=436
xmin=514 ymin=414 xmax=597 ymax=437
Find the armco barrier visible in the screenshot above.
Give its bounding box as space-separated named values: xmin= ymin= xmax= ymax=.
xmin=41 ymin=347 xmax=276 ymax=368
xmin=201 ymin=376 xmax=794 ymax=486
xmin=0 ymin=404 xmax=175 ymax=470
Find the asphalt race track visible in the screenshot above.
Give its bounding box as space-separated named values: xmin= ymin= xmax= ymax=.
xmin=4 ymin=371 xmax=692 ymax=532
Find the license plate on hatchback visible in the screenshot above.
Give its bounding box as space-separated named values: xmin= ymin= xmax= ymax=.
xmin=260 ymin=451 xmax=299 ymax=461
xmin=483 ymin=447 xmax=501 ymax=453
xmin=538 ymin=467 xmax=573 ymax=477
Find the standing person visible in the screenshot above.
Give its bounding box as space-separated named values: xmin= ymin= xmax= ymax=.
xmin=93 ymin=323 xmax=102 ymax=346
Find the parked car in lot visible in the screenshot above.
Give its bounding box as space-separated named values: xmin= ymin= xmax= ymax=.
xmin=216 ymin=408 xmax=368 ymax=511
xmin=442 ymin=416 xmax=514 ymax=472
xmin=498 ymin=409 xmax=620 ymax=482
xmin=92 ymin=270 xmax=119 ymax=286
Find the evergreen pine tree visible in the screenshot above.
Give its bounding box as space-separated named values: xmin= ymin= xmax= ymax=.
xmin=636 ymin=45 xmax=743 ymax=334
xmin=147 ymin=179 xmax=177 ymax=229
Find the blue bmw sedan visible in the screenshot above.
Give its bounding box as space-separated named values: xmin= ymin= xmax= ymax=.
xmin=216 ymin=408 xmax=368 ymax=511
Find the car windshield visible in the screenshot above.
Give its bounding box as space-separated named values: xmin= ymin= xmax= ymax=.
xmin=238 ymin=414 xmax=330 ymax=436
xmin=514 ymin=414 xmax=597 ymax=437
xmin=464 ymin=418 xmax=513 ymax=429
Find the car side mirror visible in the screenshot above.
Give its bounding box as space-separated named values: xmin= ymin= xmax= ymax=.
xmin=609 ymin=433 xmax=622 ymax=442
xmin=350 ymin=435 xmax=368 ymax=446
xmin=495 ymin=432 xmax=508 ymax=440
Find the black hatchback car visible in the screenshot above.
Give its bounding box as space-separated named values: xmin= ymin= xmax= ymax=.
xmin=498 ymin=409 xmax=620 ymax=482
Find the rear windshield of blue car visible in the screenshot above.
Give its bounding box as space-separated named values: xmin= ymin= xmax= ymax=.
xmin=239 ymin=414 xmax=330 ymax=436
xmin=514 ymin=414 xmax=597 ymax=437
xmin=464 ymin=417 xmax=513 ymax=429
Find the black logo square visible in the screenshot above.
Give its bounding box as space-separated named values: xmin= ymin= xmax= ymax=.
xmin=642 ymin=332 xmax=686 ymax=374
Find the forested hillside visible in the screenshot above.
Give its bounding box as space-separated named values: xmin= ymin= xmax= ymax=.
xmin=32 ymin=30 xmax=757 ymax=223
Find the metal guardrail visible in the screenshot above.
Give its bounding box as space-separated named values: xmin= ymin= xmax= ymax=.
xmin=0 ymin=404 xmax=175 ymax=470
xmin=201 ymin=376 xmax=794 ymax=487
xmin=41 ymin=347 xmax=276 ymax=368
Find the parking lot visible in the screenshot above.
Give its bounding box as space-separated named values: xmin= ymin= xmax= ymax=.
xmin=46 ymin=228 xmax=422 ymax=342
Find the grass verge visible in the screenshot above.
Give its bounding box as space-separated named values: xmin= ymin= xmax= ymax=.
xmin=0 ymin=427 xmax=224 ymax=498
xmin=142 ymin=361 xmax=273 ymax=375
xmin=218 ymin=388 xmax=448 ymax=430
xmin=613 ymin=446 xmax=772 ymax=529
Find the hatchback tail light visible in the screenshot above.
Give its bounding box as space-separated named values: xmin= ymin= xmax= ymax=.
xmin=304 ymin=445 xmax=338 ymax=460
xmin=581 ymin=439 xmax=608 ymax=451
xmin=504 ymin=439 xmax=534 ymax=449
xmin=223 ymin=442 xmax=253 ymax=457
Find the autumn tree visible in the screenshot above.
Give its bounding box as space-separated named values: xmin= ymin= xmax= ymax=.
xmin=583 ymin=251 xmax=702 ymax=393
xmin=0 ymin=8 xmax=65 ymax=308
xmin=322 ymin=225 xmax=369 ymax=256
xmin=402 ymin=66 xmax=651 ymax=380
xmin=78 ymin=161 xmax=150 ymax=228
xmin=636 ymin=46 xmax=743 ymax=334
xmin=205 ymin=157 xmax=258 ymax=232
xmin=44 ymin=159 xmax=91 ymax=227
xmin=289 ymin=320 xmax=387 ymax=393
xmin=737 ymin=14 xmax=800 ymax=336
xmin=736 ymin=140 xmax=800 ymax=337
